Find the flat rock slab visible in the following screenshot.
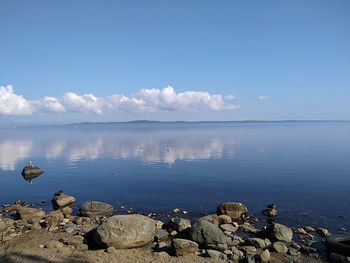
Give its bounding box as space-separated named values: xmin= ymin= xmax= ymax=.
xmin=79 ymin=201 xmax=114 ymax=218
xmin=93 ymin=214 xmax=156 ymax=249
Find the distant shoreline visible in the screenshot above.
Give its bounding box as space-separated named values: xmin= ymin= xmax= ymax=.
xmin=1 ymin=119 xmax=350 ymax=129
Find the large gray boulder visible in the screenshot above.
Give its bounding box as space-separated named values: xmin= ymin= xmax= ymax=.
xmin=268 ymin=223 xmax=293 ymax=243
xmin=217 ymin=202 xmax=248 ymax=221
xmin=79 ymin=201 xmax=114 ymax=218
xmin=190 ymin=219 xmax=227 ymax=247
xmin=93 ymin=214 xmax=156 ymax=249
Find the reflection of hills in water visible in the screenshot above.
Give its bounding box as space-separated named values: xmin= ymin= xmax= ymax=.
xmin=0 ymin=126 xmax=237 ymax=170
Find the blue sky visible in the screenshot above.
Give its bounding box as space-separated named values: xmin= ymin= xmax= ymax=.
xmin=0 ymin=0 xmax=349 ymax=123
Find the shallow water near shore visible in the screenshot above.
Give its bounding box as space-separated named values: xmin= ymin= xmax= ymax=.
xmin=0 ymin=121 xmax=349 ymax=234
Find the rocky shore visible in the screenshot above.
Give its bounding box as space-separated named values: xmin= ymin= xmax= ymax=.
xmin=0 ymin=191 xmax=348 ymax=263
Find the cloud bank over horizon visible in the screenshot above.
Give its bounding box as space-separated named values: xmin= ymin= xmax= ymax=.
xmin=0 ymin=85 xmax=238 ymax=117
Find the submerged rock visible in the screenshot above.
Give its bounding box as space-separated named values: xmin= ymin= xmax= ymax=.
xmin=78 ymin=201 xmax=114 ymax=218
xmin=93 ymin=214 xmax=156 ymax=249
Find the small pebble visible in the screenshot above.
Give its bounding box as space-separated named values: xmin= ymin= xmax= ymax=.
xmin=107 ymin=246 xmax=117 ymax=254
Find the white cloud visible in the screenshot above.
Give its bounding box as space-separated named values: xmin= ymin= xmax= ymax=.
xmin=42 ymin=97 xmax=66 ymax=112
xmin=0 ymin=85 xmax=238 ymax=116
xmin=104 ymin=95 xmax=146 ymax=113
xmin=224 ymin=94 xmax=239 ymax=100
xmin=258 ymin=96 xmax=269 ymax=101
xmin=0 ymin=85 xmax=32 ymax=115
xmin=63 ymin=92 xmax=102 ymax=114
xmin=137 ymin=86 xmax=235 ymax=112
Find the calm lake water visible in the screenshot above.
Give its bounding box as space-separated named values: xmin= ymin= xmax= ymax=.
xmin=0 ymin=122 xmax=349 ymax=233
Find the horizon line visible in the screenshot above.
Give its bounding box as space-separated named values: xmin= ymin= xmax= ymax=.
xmin=1 ymin=119 xmax=350 ymax=128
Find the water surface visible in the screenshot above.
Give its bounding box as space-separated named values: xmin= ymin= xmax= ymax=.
xmin=0 ymin=122 xmax=349 ymax=233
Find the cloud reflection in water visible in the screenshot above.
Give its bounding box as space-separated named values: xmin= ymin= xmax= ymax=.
xmin=0 ymin=126 xmax=237 ymax=170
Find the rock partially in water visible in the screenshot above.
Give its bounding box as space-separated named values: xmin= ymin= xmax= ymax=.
xmin=317 ymin=228 xmax=330 ymax=237
xmin=78 ymin=201 xmax=114 ymax=218
xmin=216 ymin=202 xmax=248 ymax=221
xmin=304 ymin=226 xmax=315 ymax=233
xmin=171 ymin=238 xmax=198 ymax=256
xmin=52 ymin=192 xmax=76 ymax=208
xmin=190 ymin=219 xmax=227 ymax=247
xmin=93 ymin=214 xmax=156 ymax=249
xmin=21 ymin=164 xmax=44 ymax=177
xmin=263 ymin=207 xmax=278 ymax=217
